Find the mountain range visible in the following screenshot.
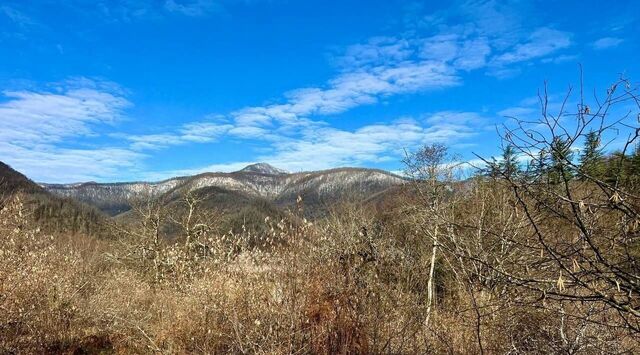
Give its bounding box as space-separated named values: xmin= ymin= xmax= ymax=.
xmin=41 ymin=163 xmax=406 ymax=218
xmin=0 ymin=161 xmax=407 ymax=238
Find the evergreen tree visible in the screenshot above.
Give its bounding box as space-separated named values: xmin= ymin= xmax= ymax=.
xmin=578 ymin=130 xmax=605 ymax=180
xmin=498 ymin=145 xmax=520 ymax=180
xmin=631 ymin=144 xmax=640 ymax=186
xmin=482 ymin=158 xmax=501 ymax=179
xmin=526 ymin=148 xmax=550 ymax=184
xmin=549 ymin=137 xmax=574 ymax=184
xmin=605 ymin=151 xmax=630 ymax=185
xmin=606 ymin=145 xmax=640 ymax=186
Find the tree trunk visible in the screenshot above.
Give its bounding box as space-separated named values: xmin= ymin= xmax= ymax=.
xmin=425 ymin=224 xmax=438 ymax=327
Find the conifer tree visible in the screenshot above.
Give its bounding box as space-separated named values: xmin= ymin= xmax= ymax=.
xmin=631 ymin=144 xmax=640 ymax=185
xmin=549 ymin=136 xmax=574 ymax=184
xmin=578 ymin=130 xmax=605 ymax=180
xmin=525 ymin=148 xmax=550 ymax=184
xmin=499 ymin=144 xmax=520 ymax=180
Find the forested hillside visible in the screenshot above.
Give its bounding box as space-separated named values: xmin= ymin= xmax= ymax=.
xmin=1 ymin=162 xmax=108 ymax=237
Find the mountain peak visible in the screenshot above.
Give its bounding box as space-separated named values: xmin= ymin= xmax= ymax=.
xmin=238 ymin=163 xmax=288 ymax=175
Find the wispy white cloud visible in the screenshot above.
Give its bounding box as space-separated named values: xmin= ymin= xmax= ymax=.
xmin=497 ymin=106 xmax=536 ymax=118
xmin=402 ymin=2 xmax=575 ymax=75
xmin=0 ymin=79 xmax=145 ymax=182
xmin=237 ymin=59 xmax=460 ymax=125
xmin=416 ymin=0 xmax=532 ymax=52
xmin=491 ymin=28 xmax=572 ymax=67
xmin=140 ymin=111 xmax=488 ymax=180
xmin=266 ymin=122 xmax=425 ymax=171
xmin=0 ymin=3 xmax=43 ymax=41
xmin=123 ymin=121 xmax=234 ymax=150
xmin=336 ymin=36 xmax=413 ymax=68
xmin=454 ymin=38 xmax=492 ymax=70
xmin=0 ymin=142 xmax=144 ymax=183
xmin=0 ymin=84 xmax=130 ymax=145
xmin=417 ymin=34 xmax=492 ymax=70
xmin=0 ymin=4 xmax=36 ymax=27
xmin=126 ymin=47 xmax=463 ymax=151
xmin=124 ymin=133 xmax=186 ymax=150
xmin=341 ymin=4 xmax=572 ymax=81
xmin=49 ymin=0 xmax=233 ymax=22
xmin=541 ymin=54 xmax=578 ymax=64
xmin=263 ymin=113 xmax=483 ymax=172
xmin=591 ymin=37 xmax=624 ymax=50
xmin=458 ymin=0 xmax=527 ymax=42
xmin=210 ymin=21 xmax=570 ymax=144
xmin=180 ymin=121 xmax=234 ymax=142
xmin=164 ymin=0 xmax=220 ymax=16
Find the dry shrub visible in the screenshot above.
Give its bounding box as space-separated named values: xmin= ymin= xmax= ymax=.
xmin=1 ymin=184 xmax=639 ymax=353
xmin=0 ymin=194 xmax=101 ymax=352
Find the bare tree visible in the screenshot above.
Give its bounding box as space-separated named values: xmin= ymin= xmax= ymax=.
xmin=403 ymin=144 xmax=460 ymax=327
xmin=169 ymin=190 xmax=219 ymax=257
xmin=461 ymin=73 xmax=640 ymax=350
xmin=108 ymin=194 xmax=170 ymax=286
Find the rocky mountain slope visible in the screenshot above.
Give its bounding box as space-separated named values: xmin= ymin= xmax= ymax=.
xmin=42 ymin=163 xmax=406 ymax=216
xmin=41 ymin=178 xmax=186 ymax=216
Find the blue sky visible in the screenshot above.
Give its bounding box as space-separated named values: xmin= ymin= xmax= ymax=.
xmin=0 ymin=0 xmax=638 ymax=183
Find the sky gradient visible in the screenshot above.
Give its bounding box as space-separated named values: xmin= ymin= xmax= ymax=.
xmin=1 ymin=0 xmax=638 ymax=183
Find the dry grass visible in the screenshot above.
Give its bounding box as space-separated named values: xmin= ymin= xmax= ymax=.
xmin=1 ymin=186 xmax=639 ymax=354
